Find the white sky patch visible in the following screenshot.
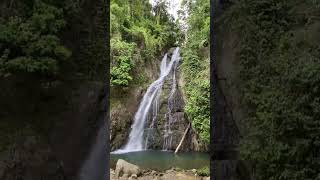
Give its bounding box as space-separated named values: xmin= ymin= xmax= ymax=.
xmin=149 ymin=0 xmax=183 ymax=20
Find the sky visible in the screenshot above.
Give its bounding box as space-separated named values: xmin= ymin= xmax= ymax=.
xmin=149 ymin=0 xmax=183 ymax=20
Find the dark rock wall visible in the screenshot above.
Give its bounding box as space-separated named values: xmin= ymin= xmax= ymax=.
xmin=212 ymin=1 xmax=252 ymax=179
xmin=0 ymin=0 xmax=108 ymax=179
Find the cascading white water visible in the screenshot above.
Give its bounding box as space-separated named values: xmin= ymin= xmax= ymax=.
xmin=163 ymin=49 xmax=180 ymax=150
xmin=113 ymin=47 xmax=180 ymax=154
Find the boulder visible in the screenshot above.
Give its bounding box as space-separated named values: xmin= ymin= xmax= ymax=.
xmin=129 ymin=174 xmax=138 ymax=179
xmin=122 ymin=174 xmax=129 ymax=178
xmin=115 ymin=159 xmax=141 ymax=178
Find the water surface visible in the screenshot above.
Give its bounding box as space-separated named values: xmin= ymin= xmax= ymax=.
xmin=110 ymin=150 xmax=209 ymax=171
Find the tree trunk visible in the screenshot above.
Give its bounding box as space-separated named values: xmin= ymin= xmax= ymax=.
xmin=174 ymin=122 xmax=191 ymax=154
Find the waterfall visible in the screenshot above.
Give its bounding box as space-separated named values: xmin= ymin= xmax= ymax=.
xmin=113 ymin=47 xmax=180 ymax=153
xmin=163 ymin=48 xmax=180 ymax=150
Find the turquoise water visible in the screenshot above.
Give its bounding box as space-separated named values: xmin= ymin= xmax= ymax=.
xmin=110 ymin=150 xmax=209 ymax=171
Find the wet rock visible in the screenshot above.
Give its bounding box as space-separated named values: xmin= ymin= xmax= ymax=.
xmin=115 ymin=159 xmax=141 ymax=178
xmin=145 ymin=70 xmax=193 ymax=150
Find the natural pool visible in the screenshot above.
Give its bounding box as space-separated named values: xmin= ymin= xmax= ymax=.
xmin=110 ymin=150 xmax=209 ymax=171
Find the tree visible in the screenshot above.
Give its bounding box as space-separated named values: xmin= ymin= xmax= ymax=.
xmin=0 ymin=0 xmax=71 ymax=76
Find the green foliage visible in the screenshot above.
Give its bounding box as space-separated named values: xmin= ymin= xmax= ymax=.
xmin=110 ymin=0 xmax=181 ymax=87
xmin=229 ymin=0 xmax=320 ymax=179
xmin=184 ymin=76 xmax=210 ymax=143
xmin=0 ymin=0 xmax=71 ymax=75
xmin=110 ymin=38 xmax=135 ymax=86
xmin=197 ymin=166 xmax=210 ymax=176
xmin=181 ymin=0 xmax=210 ymax=143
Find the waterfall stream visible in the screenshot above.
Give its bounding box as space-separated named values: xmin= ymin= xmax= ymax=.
xmin=163 ymin=49 xmax=180 ymax=150
xmin=113 ymin=47 xmax=180 ymax=153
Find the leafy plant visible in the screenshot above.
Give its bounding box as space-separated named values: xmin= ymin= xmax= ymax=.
xmin=0 ymin=0 xmax=71 ymax=76
xmin=228 ymin=0 xmax=320 ymax=179
xmin=181 ymin=0 xmax=210 ymax=144
xmin=110 ymin=0 xmax=180 ymax=87
xmin=197 ymin=166 xmax=210 ymax=176
xmin=110 ymin=38 xmax=135 ymax=86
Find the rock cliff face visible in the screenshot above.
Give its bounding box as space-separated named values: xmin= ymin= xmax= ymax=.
xmin=146 ymin=56 xmax=205 ymax=151
xmin=110 ymin=86 xmax=146 ymax=151
xmin=109 ymin=54 xmax=160 ymax=151
xmin=110 ymin=49 xmax=207 ymax=152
